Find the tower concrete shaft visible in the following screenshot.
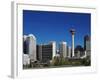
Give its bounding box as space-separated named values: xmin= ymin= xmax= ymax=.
xmin=72 ymin=34 xmax=75 ymax=57
xmin=70 ymin=29 xmax=75 ymax=57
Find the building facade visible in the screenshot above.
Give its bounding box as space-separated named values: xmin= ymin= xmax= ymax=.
xmin=59 ymin=42 xmax=67 ymax=58
xmin=67 ymin=46 xmax=71 ymax=58
xmin=37 ymin=44 xmax=42 ymax=61
xmin=23 ymin=35 xmax=28 ymax=54
xmin=23 ymin=54 xmax=30 ymax=66
xmin=84 ymin=35 xmax=91 ymax=57
xmin=37 ymin=42 xmax=56 ymax=63
xmin=23 ymin=34 xmax=37 ymax=62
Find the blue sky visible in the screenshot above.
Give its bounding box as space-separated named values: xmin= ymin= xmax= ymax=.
xmin=23 ymin=10 xmax=91 ymax=47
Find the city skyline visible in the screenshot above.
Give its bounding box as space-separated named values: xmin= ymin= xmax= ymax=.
xmin=23 ymin=34 xmax=91 ymax=68
xmin=23 ymin=10 xmax=91 ymax=47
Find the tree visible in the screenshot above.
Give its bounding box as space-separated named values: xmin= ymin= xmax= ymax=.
xmin=81 ymin=56 xmax=91 ymax=66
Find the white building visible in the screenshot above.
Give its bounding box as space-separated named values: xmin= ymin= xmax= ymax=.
xmin=49 ymin=41 xmax=56 ymax=58
xmin=23 ymin=54 xmax=30 ymax=66
xmin=28 ymin=34 xmax=37 ymax=61
xmin=67 ymin=46 xmax=71 ymax=58
xmin=59 ymin=42 xmax=67 ymax=58
xmin=23 ymin=34 xmax=37 ymax=62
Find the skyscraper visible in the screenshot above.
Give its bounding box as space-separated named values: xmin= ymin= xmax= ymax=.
xmin=23 ymin=34 xmax=37 ymax=62
xmin=28 ymin=34 xmax=37 ymax=61
xmin=59 ymin=42 xmax=67 ymax=58
xmin=67 ymin=46 xmax=71 ymax=58
xmin=37 ymin=42 xmax=56 ymax=63
xmin=84 ymin=35 xmax=91 ymax=57
xmin=49 ymin=41 xmax=56 ymax=58
xmin=23 ymin=35 xmax=28 ymax=54
xmin=37 ymin=44 xmax=42 ymax=61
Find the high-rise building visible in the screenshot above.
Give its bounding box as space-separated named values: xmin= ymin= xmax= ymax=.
xmin=67 ymin=46 xmax=71 ymax=58
xmin=49 ymin=41 xmax=56 ymax=58
xmin=42 ymin=44 xmax=52 ymax=62
xmin=23 ymin=34 xmax=37 ymax=62
xmin=59 ymin=42 xmax=67 ymax=58
xmin=28 ymin=34 xmax=37 ymax=61
xmin=37 ymin=44 xmax=42 ymax=61
xmin=23 ymin=35 xmax=28 ymax=54
xmin=37 ymin=42 xmax=56 ymax=63
xmin=84 ymin=35 xmax=91 ymax=57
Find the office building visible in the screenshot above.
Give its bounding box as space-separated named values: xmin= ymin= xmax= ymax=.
xmin=37 ymin=44 xmax=42 ymax=61
xmin=23 ymin=34 xmax=37 ymax=62
xmin=49 ymin=41 xmax=56 ymax=58
xmin=37 ymin=42 xmax=56 ymax=63
xmin=23 ymin=35 xmax=28 ymax=54
xmin=84 ymin=35 xmax=91 ymax=57
xmin=59 ymin=42 xmax=67 ymax=58
xmin=67 ymin=46 xmax=71 ymax=58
